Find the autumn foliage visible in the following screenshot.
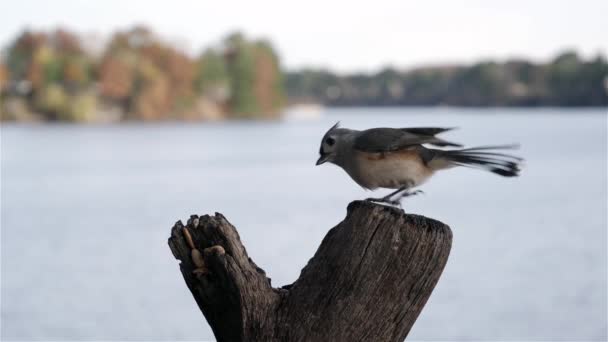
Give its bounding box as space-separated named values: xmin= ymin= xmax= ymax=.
xmin=1 ymin=26 xmax=285 ymax=121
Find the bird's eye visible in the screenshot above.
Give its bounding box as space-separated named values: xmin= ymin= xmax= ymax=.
xmin=325 ymin=137 xmax=335 ymax=146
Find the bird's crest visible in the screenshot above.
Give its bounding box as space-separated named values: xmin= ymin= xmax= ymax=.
xmin=325 ymin=121 xmax=340 ymax=135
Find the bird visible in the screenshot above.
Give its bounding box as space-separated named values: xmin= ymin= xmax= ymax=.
xmin=316 ymin=122 xmax=523 ymax=205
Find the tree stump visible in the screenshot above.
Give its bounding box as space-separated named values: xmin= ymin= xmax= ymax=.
xmin=168 ymin=200 xmax=452 ymax=341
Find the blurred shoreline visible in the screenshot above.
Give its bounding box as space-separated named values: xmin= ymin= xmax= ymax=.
xmin=1 ymin=27 xmax=607 ymax=124
xmin=1 ymin=106 xmax=606 ymax=127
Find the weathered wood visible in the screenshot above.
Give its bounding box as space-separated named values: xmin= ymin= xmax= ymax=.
xmin=168 ymin=200 xmax=452 ymax=341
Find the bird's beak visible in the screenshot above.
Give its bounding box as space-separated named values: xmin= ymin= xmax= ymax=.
xmin=316 ymin=155 xmax=329 ymax=166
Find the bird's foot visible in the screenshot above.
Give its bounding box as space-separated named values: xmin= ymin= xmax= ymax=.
xmin=400 ymin=190 xmax=424 ymax=198
xmin=386 ymin=189 xmax=424 ymax=202
xmin=364 ymin=197 xmax=391 ymax=204
xmin=389 ymin=190 xmax=423 ymax=206
xmin=364 ymin=197 xmax=402 ymax=208
xmin=364 ymin=190 xmax=424 ymax=207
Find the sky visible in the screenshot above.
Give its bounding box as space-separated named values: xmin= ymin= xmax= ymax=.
xmin=1 ymin=0 xmax=606 ymax=73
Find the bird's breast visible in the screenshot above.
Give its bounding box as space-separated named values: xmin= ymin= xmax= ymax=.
xmin=345 ymin=150 xmax=433 ymax=189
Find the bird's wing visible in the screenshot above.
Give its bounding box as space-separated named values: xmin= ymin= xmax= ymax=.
xmin=353 ymin=127 xmax=461 ymax=152
xmin=400 ymin=127 xmax=456 ymax=136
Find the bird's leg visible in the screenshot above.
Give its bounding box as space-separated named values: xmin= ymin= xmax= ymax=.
xmin=365 ymin=185 xmax=410 ymax=204
xmin=389 ymin=189 xmax=424 ymax=205
xmin=365 ymin=184 xmax=424 ymax=206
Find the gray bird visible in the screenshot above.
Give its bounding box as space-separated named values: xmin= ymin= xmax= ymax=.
xmin=316 ymin=122 xmax=522 ymax=205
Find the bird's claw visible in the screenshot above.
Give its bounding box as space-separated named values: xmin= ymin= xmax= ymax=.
xmin=388 ymin=200 xmax=403 ymax=207
xmin=404 ymin=190 xmax=424 ymax=197
xmin=364 ymin=197 xmax=402 ymax=208
xmin=364 ymin=189 xmax=424 ymax=207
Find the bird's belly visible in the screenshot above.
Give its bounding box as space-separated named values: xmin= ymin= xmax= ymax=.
xmin=348 ymin=151 xmax=433 ymax=189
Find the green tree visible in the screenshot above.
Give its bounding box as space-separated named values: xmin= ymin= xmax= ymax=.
xmin=546 ymin=50 xmax=608 ymax=106
xmin=224 ymin=33 xmax=258 ymax=117
xmin=220 ymin=32 xmax=287 ymax=118
xmin=196 ymin=48 xmax=229 ymax=99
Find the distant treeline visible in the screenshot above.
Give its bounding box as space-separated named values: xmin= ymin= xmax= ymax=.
xmin=0 ymin=27 xmax=283 ymax=122
xmin=1 ymin=28 xmax=606 ymax=123
xmin=287 ymin=52 xmax=608 ymax=107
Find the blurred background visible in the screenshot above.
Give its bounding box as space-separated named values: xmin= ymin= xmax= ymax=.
xmin=1 ymin=0 xmax=606 ymax=341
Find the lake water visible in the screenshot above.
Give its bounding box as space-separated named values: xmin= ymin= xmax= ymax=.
xmin=1 ymin=107 xmax=607 ymax=341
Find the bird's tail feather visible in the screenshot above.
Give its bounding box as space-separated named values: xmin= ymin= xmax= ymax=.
xmin=437 ymin=144 xmax=523 ymax=177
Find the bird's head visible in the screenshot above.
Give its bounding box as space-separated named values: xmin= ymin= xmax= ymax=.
xmin=316 ymin=122 xmax=349 ymax=165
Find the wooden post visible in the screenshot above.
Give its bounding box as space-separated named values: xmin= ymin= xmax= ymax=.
xmin=168 ymin=200 xmax=452 ymax=341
